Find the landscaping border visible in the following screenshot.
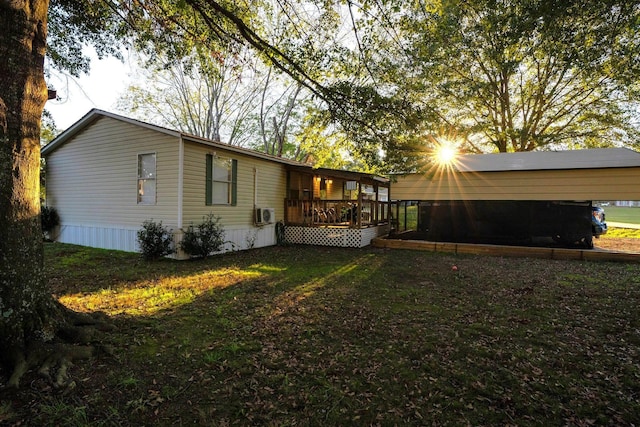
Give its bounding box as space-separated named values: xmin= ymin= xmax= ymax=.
xmin=372 ymin=237 xmax=640 ymax=263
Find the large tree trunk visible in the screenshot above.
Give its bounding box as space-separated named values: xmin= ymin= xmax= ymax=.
xmin=0 ymin=0 xmax=56 ymax=382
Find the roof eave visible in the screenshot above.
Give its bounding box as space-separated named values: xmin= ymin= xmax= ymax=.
xmin=287 ymin=165 xmax=390 ymax=184
xmin=180 ymin=135 xmax=306 ymax=167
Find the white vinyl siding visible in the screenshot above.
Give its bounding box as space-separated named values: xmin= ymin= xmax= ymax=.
xmin=45 ymin=117 xmax=180 ymax=229
xmin=182 ymin=141 xmax=287 ymax=227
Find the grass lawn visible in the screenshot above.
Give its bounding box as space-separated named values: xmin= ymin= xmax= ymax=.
xmin=2 ymin=243 xmax=640 ymax=425
xmin=602 ymin=206 xmax=640 ymax=225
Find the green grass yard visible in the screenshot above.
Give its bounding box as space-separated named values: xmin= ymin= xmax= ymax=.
xmin=601 ymin=206 xmax=640 ymax=225
xmin=2 ymin=243 xmax=640 ymax=425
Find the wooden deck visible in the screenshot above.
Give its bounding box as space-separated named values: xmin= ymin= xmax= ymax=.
xmin=285 ymin=199 xmax=389 ymax=228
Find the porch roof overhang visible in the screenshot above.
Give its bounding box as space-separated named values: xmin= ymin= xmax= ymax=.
xmin=286 ymin=165 xmax=390 ymax=186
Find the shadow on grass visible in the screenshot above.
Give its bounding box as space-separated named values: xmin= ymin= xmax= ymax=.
xmin=3 ymin=242 xmax=640 ymax=425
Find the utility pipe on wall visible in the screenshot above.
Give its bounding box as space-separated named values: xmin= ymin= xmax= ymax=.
xmin=253 ymin=167 xmax=258 ymax=208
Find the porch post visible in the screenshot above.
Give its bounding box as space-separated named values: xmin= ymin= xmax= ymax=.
xmin=374 ymin=184 xmax=379 ymax=224
xmin=357 ymin=180 xmax=362 ymax=228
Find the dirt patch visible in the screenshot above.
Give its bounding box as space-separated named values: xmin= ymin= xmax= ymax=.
xmin=595 ymin=236 xmax=640 ymax=253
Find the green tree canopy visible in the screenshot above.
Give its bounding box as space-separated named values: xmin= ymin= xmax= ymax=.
xmin=45 ymin=0 xmax=640 ymax=171
xmin=341 ymin=0 xmax=640 ymax=167
xmin=124 ymin=0 xmax=640 ymax=171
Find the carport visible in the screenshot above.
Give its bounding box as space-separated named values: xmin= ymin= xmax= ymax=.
xmin=388 ymin=148 xmax=640 ymax=248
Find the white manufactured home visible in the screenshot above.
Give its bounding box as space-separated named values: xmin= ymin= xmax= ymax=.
xmin=42 ymin=110 xmax=391 ymax=257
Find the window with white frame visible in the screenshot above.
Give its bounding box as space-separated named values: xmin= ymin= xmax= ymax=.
xmin=206 ymin=154 xmax=237 ymax=205
xmin=137 ymin=153 xmax=156 ymax=204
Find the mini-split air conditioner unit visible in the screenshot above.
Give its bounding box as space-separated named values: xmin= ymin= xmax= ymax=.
xmin=255 ymin=207 xmax=275 ymax=225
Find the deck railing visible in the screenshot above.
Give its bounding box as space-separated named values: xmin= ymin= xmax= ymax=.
xmin=285 ymin=199 xmax=390 ymax=228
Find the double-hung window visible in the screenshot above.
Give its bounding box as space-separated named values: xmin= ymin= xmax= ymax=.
xmin=137 ymin=153 xmax=156 ymax=204
xmin=206 ymin=154 xmax=237 ymax=205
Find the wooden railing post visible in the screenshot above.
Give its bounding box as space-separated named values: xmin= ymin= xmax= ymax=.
xmin=284 ymin=198 xmax=391 ymax=228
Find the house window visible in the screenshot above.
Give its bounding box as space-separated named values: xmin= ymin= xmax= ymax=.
xmin=206 ymin=154 xmax=237 ymax=205
xmin=137 ymin=153 xmax=156 ymax=204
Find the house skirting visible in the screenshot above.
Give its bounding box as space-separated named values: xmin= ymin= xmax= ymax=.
xmin=54 ymin=224 xmax=140 ymax=252
xmin=53 ymin=223 xmax=390 ymax=256
xmin=54 ymin=223 xmax=278 ymax=258
xmin=284 ymin=225 xmax=390 ymax=248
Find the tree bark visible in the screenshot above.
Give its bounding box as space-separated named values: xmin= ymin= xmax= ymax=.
xmin=0 ymin=0 xmax=55 ymax=379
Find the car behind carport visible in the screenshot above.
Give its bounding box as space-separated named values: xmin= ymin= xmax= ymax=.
xmin=592 ymin=206 xmax=608 ymax=237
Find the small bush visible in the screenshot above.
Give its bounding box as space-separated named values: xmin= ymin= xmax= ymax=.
xmin=137 ymin=220 xmax=174 ymax=260
xmin=180 ymin=214 xmax=225 ymax=259
xmin=41 ymin=205 xmax=60 ymax=240
xmin=41 ymin=205 xmax=60 ymax=233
